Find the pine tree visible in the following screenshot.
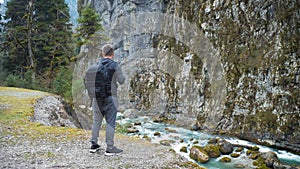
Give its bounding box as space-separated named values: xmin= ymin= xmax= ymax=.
xmin=75 ymin=5 xmax=103 ymax=46
xmin=2 ymin=0 xmax=74 ymax=90
xmin=34 ymin=0 xmax=74 ymax=84
xmin=2 ymin=0 xmax=30 ymax=77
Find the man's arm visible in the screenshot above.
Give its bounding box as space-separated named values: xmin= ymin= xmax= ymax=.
xmin=115 ymin=65 xmax=125 ymax=84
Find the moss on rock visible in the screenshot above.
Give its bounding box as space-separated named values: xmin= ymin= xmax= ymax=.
xmin=230 ymin=153 xmax=240 ymax=158
xmin=204 ymin=144 xmax=221 ymax=158
xmin=180 ymin=146 xmax=188 ymax=153
xmin=219 ymin=156 xmax=231 ymax=163
xmin=189 ymin=146 xmax=210 ymax=163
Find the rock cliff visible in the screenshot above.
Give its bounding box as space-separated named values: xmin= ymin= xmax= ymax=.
xmin=73 ymin=0 xmax=300 ymax=154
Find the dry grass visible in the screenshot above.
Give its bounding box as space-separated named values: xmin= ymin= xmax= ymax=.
xmin=0 ymin=87 xmax=90 ymax=145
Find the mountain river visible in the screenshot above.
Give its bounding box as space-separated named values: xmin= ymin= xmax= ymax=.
xmin=117 ymin=114 xmax=300 ymax=168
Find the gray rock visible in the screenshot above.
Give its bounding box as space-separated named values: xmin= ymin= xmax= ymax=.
xmin=123 ymin=109 xmax=140 ymax=118
xmin=217 ymin=139 xmax=234 ymax=155
xmin=261 ymin=151 xmax=279 ymax=168
xmin=33 ymin=95 xmax=80 ymax=128
xmin=189 ymin=146 xmax=209 ymax=163
xmin=73 ymin=0 xmax=300 ymax=155
xmin=159 ymin=140 xmax=175 ymax=146
xmin=234 ymin=164 xmax=245 ymax=168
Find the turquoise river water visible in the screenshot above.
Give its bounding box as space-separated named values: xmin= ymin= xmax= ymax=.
xmin=117 ymin=115 xmax=300 ymax=168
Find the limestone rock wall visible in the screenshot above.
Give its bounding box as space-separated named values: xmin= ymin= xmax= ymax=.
xmin=74 ymin=0 xmax=300 ymax=154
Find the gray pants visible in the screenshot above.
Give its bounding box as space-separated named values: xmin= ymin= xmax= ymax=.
xmin=91 ymin=96 xmax=118 ymax=149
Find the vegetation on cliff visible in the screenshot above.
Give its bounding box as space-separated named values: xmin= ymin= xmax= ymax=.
xmin=167 ymin=0 xmax=300 ymax=154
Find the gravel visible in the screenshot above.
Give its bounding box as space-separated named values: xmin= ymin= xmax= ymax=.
xmin=0 ymin=132 xmax=188 ymax=169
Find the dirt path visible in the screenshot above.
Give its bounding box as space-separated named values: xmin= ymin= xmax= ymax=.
xmin=0 ymin=87 xmax=192 ymax=169
xmin=1 ymin=132 xmax=188 ymax=169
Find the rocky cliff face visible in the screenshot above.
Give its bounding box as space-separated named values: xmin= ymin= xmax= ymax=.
xmin=33 ymin=95 xmax=81 ymax=128
xmin=74 ymin=0 xmax=300 ymax=154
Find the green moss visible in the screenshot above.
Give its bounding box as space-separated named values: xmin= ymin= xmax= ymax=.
xmin=190 ymin=145 xmax=209 ymax=163
xmin=230 ymin=153 xmax=240 ymax=158
xmin=253 ymin=156 xmax=270 ymax=169
xmin=204 ymin=144 xmax=221 ymax=158
xmin=219 ymin=157 xmax=231 ymax=162
xmin=180 ymin=146 xmax=188 ymax=153
xmin=251 ymin=146 xmax=260 ymax=151
xmin=235 ymin=147 xmax=244 ymax=152
xmin=0 ymin=87 xmax=89 ymax=143
xmin=116 ymin=122 xmax=132 ymax=134
xmin=154 ymin=131 xmax=161 ymax=136
xmin=250 ymin=152 xmax=260 ymax=160
xmin=193 ymin=141 xmax=199 ymax=144
xmin=129 ymin=69 xmax=179 ymax=112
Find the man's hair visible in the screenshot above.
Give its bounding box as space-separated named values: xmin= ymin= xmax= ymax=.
xmin=102 ymin=44 xmax=114 ymax=57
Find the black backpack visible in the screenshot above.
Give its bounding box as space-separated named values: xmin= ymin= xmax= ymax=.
xmin=84 ymin=61 xmax=114 ymax=99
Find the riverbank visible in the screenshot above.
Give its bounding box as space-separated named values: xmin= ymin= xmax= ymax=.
xmin=0 ymin=87 xmax=194 ymax=169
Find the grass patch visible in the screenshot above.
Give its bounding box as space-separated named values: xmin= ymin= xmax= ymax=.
xmin=0 ymin=87 xmax=90 ymax=145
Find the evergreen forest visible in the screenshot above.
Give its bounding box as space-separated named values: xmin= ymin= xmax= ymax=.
xmin=0 ymin=0 xmax=102 ymax=103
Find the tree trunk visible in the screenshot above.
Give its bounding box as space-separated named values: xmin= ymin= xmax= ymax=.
xmin=27 ymin=0 xmax=35 ymax=82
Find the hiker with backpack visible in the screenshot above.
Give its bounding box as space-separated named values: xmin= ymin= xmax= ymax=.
xmin=84 ymin=44 xmax=125 ymax=155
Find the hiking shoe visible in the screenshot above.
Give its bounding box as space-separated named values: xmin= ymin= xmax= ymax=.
xmin=90 ymin=144 xmax=101 ymax=153
xmin=105 ymin=147 xmax=123 ymax=156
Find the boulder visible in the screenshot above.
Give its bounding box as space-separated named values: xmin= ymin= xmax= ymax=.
xmin=217 ymin=139 xmax=234 ymax=155
xmin=204 ymin=144 xmax=221 ymax=158
xmin=189 ymin=146 xmax=209 ymax=163
xmin=261 ymin=151 xmax=279 ymax=168
xmin=123 ymin=109 xmax=140 ymax=118
xmin=208 ymin=137 xmax=219 ymax=144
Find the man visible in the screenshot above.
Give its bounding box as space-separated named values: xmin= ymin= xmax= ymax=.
xmin=90 ymin=44 xmax=125 ymax=155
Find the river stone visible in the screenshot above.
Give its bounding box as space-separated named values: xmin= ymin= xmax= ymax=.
xmin=180 ymin=146 xmax=188 ymax=153
xmin=152 ymin=115 xmax=165 ymax=123
xmin=208 ymin=137 xmax=219 ymax=144
xmin=126 ymin=128 xmax=139 ymax=133
xmin=189 ymin=146 xmax=209 ymax=163
xmin=234 ymin=164 xmax=245 ymax=168
xmin=134 ymin=121 xmax=142 ymax=125
xmin=122 ymin=109 xmax=140 ymax=118
xmin=217 ymin=139 xmax=234 ymax=155
xmin=250 ymin=152 xmax=260 ymax=160
xmin=154 ymin=131 xmax=161 ymax=136
xmin=204 ymin=144 xmax=221 ymax=158
xmin=235 ymin=147 xmax=244 ymax=152
xmin=219 ymin=156 xmax=231 ymax=162
xmin=159 ymin=140 xmax=175 ymax=146
xmin=164 ymin=127 xmax=177 ymax=133
xmin=261 ymin=151 xmax=279 ymax=168
xmin=230 ymin=153 xmax=240 ymax=158
xmin=251 ymin=146 xmax=260 ymax=151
